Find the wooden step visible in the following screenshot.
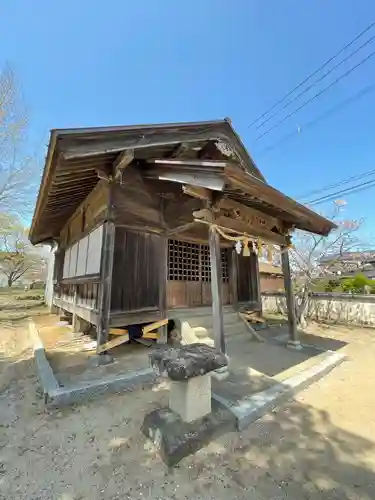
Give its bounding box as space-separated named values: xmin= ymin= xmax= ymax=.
xmin=204 ymin=323 xmax=249 ymax=339
xmin=186 ymin=312 xmax=240 ymax=328
xmin=168 ymin=306 xmax=235 ymax=319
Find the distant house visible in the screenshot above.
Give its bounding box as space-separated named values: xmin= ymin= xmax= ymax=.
xmin=319 ymin=250 xmax=375 ymax=278
xmin=259 ymin=262 xmax=284 ymax=292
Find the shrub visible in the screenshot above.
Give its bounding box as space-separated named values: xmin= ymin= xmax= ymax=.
xmin=324 ymin=279 xmax=340 ymax=292
xmin=352 ymin=273 xmax=369 ymax=290
xmin=15 ymin=294 xmax=43 ymax=301
xmin=340 ymin=273 xmax=374 ymax=293
xmin=341 ymin=278 xmax=355 ymax=293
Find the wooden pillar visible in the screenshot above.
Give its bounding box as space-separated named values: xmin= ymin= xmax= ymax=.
xmin=72 ymin=284 xmax=79 ymax=332
xmin=209 ymin=226 xmax=225 ymax=354
xmin=158 ymin=235 xmax=168 ymax=344
xmin=281 ymin=245 xmax=298 ymax=343
xmin=253 ymin=250 xmax=262 ymax=313
xmin=97 ymin=220 xmax=116 ymax=351
xmin=230 ymin=248 xmax=238 ymax=311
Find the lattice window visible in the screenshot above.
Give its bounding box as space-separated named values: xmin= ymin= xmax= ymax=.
xmin=200 ymin=244 xmax=211 ymax=283
xmin=168 ymin=240 xmax=200 ymax=281
xmin=221 ymin=249 xmax=229 ymax=283
xmin=168 ymin=239 xmax=229 ymax=283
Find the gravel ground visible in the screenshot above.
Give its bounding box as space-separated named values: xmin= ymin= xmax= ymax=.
xmin=0 ymin=319 xmax=375 ymax=500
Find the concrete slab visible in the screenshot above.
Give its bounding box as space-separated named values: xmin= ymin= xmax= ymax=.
xmin=29 ymin=321 xmax=60 ymax=400
xmin=225 ymin=332 xmax=321 ymax=378
xmin=213 ymin=350 xmax=347 ymax=431
xmin=141 ymin=398 xmax=237 ymax=467
xmin=48 ymin=368 xmax=156 ymax=408
xmin=211 ymin=367 xmax=277 ymax=405
xmin=29 ymin=319 xmax=156 ymax=407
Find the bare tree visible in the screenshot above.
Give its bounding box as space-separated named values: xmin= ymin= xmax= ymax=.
xmin=0 ymin=64 xmax=38 ymax=216
xmin=289 ymin=200 xmax=367 ymax=326
xmin=0 ymin=213 xmax=44 ymax=287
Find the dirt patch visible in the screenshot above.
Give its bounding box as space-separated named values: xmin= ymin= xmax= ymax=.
xmin=33 ymin=313 xmax=154 ymax=386
xmin=1 ymin=316 xmax=375 ymax=499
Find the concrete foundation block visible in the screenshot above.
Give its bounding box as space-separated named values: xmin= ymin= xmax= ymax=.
xmin=89 ymin=354 xmax=114 ymax=367
xmin=169 ymin=374 xmax=211 ymax=422
xmin=141 ymin=399 xmax=237 ymax=467
xmin=287 ymin=340 xmax=303 ymax=351
xmin=72 ymin=315 xmax=89 ymax=333
xmin=180 ymin=320 xmax=199 ymax=344
xmin=50 ymin=304 xmax=59 ymax=314
xmin=211 ymin=365 xmax=230 ymax=381
xmin=59 ymin=313 xmax=72 ymax=323
xmin=157 ymin=324 xmax=168 ymax=344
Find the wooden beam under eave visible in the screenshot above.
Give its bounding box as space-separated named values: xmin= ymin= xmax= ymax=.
xmin=113 ymin=149 xmax=134 ymax=178
xmin=156 ymin=172 xmax=225 ymax=192
xmin=63 ymin=145 xmax=128 ymax=160
xmin=216 ymin=197 xmax=283 ymax=233
xmin=182 ymin=184 xmax=212 ymax=201
xmin=148 ymin=158 xmax=230 ymax=168
xmin=214 ymin=215 xmax=287 ymax=246
xmin=225 ymin=164 xmax=335 ymax=236
xmin=165 ymin=221 xmax=197 ymax=236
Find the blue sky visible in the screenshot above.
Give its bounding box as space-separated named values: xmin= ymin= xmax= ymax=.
xmin=2 ymin=0 xmax=375 ymax=239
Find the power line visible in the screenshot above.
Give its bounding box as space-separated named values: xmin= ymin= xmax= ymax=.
xmin=255 ymin=80 xmax=375 ymax=157
xmin=248 ymin=20 xmax=375 ymax=128
xmin=254 ymin=33 xmax=375 ymax=131
xmin=306 ymin=178 xmax=375 ymax=206
xmin=298 ymin=167 xmax=375 ymax=201
xmin=254 ymin=48 xmax=375 ymax=141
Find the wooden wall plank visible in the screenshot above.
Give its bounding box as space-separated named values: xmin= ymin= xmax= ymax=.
xmin=62 ymin=248 xmax=71 ymax=279
xmin=86 ymin=225 xmax=103 ymax=275
xmin=76 ymin=236 xmax=88 ymax=276
xmin=59 ymin=181 xmax=109 ymax=249
xmin=110 ymin=227 xmax=162 ymax=312
xmin=68 ymin=243 xmax=78 ymax=277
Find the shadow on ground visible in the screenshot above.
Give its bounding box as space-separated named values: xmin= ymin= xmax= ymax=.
xmin=192 ymin=397 xmax=375 ymax=499
xmin=1 ymin=319 xmax=375 ymax=499
xmin=262 ymin=316 xmax=349 ymax=352
xmin=224 ymin=326 xmax=347 ymax=379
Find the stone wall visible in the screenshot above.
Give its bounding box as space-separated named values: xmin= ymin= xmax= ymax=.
xmin=262 ymin=291 xmax=375 ymax=327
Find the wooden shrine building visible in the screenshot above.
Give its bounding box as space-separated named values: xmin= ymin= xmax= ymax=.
xmin=29 ymin=120 xmax=336 ymax=353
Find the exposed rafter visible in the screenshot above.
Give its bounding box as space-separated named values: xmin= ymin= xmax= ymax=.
xmin=147 ymin=158 xmax=229 ymax=168
xmin=166 ymin=221 xmax=197 ymax=236
xmin=182 ymin=185 xmax=212 ymax=201
xmin=114 ymin=149 xmax=134 ymax=183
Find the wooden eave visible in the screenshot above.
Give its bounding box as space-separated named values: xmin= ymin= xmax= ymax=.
xmin=29 ymin=119 xmax=264 ymax=245
xmin=223 ymin=165 xmax=337 ymax=237
xmin=144 ymin=162 xmax=337 ymax=236
xmin=29 ymin=119 xmax=336 ymax=245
